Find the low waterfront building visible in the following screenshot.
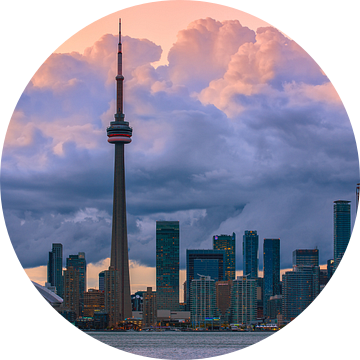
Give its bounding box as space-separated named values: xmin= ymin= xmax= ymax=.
xmin=83 ymin=288 xmax=105 ymax=317
xmin=267 ymin=294 xmax=282 ymax=320
xmin=143 ymin=287 xmax=157 ymax=328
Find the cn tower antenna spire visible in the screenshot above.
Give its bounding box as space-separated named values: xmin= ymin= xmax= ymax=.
xmin=116 ymin=18 xmax=124 ymax=115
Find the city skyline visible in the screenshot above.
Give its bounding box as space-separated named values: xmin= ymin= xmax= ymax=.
xmin=1 ymin=2 xmax=358 ymax=296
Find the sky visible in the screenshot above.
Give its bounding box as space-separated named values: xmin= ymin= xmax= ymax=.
xmin=1 ymin=1 xmax=359 ymax=296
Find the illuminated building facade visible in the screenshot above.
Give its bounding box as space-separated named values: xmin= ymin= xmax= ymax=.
xmin=66 ymin=252 xmax=86 ymax=316
xmin=213 ymin=233 xmax=236 ymax=280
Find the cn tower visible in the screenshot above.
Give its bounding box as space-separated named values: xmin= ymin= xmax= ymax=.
xmin=104 ymin=19 xmax=132 ymax=326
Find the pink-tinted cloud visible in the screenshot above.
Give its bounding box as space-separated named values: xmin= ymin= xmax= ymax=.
xmin=167 ymin=17 xmax=256 ymax=92
xmin=198 ymin=26 xmax=330 ymax=117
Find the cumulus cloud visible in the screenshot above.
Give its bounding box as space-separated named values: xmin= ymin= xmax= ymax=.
xmin=2 ymin=18 xmax=358 ymax=275
xmin=166 ymin=17 xmax=256 ymax=92
xmin=198 ymin=26 xmax=331 ymax=117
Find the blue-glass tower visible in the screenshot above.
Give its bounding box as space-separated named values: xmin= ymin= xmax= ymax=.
xmin=333 ymin=200 xmax=351 ymax=271
xmin=186 ymin=249 xmax=225 ymax=309
xmin=156 ymin=221 xmax=180 ymax=310
xmin=243 ymin=230 xmax=259 ymax=278
xmin=47 ymin=243 xmax=63 ymax=298
xmin=263 ymin=238 xmax=280 ymax=317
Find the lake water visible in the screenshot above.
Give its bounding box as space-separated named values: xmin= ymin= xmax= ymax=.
xmin=87 ymin=331 xmax=272 ymax=359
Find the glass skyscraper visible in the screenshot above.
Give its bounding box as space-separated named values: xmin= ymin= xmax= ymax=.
xmin=282 ymin=265 xmax=320 ymax=321
xmin=243 ymin=231 xmax=259 ymax=278
xmin=186 ymin=249 xmax=225 ymax=309
xmin=333 ymin=200 xmax=351 ymax=271
xmin=66 ymin=252 xmax=86 ymax=316
xmin=47 ymin=243 xmax=64 ymax=298
xmin=293 ymin=249 xmax=319 ymax=267
xmin=156 ymin=221 xmax=180 ymax=310
xmin=263 ymin=238 xmax=280 ymax=317
xmin=213 ymin=233 xmax=236 ymax=280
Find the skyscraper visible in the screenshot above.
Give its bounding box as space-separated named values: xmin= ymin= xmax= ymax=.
xmin=190 ymin=275 xmax=217 ymax=327
xmin=63 ymin=266 xmax=80 ymax=317
xmin=333 ymin=200 xmax=351 ymax=271
xmin=230 ymin=276 xmax=257 ymax=324
xmin=263 ymin=238 xmax=280 ymax=317
xmin=186 ymin=249 xmax=225 ymax=309
xmin=292 ymin=249 xmax=319 ymax=267
xmin=66 ymin=252 xmax=86 ymax=316
xmin=156 ymin=221 xmax=180 ymax=310
xmin=243 ymin=230 xmax=259 ymax=278
xmin=213 ymin=233 xmax=236 ymax=280
xmin=104 ymin=19 xmax=132 ymax=326
xmin=282 ymin=265 xmax=320 ymax=321
xmin=47 ymin=243 xmax=64 ymax=298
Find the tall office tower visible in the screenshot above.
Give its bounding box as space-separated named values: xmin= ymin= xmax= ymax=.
xmin=190 ymin=275 xmax=217 ymax=327
xmin=156 ymin=221 xmax=180 ymax=310
xmin=333 ymin=200 xmax=351 ymax=271
xmin=63 ymin=266 xmax=81 ymax=317
xmin=104 ymin=19 xmax=132 ymax=326
xmin=186 ymin=249 xmax=225 ymax=309
xmin=263 ymin=239 xmax=280 ymax=317
xmin=213 ymin=233 xmax=236 ymax=280
xmin=267 ymin=294 xmax=282 ymax=320
xmin=66 ymin=252 xmax=86 ymax=316
xmin=293 ymin=249 xmax=319 ymax=267
xmin=230 ymin=276 xmax=257 ymax=324
xmin=356 ymin=183 xmax=360 ymax=212
xmin=142 ymin=287 xmax=157 ymax=328
xmin=47 ymin=243 xmax=64 ymax=298
xmin=243 ymin=230 xmax=259 ymax=278
xmin=282 ymin=265 xmax=320 ymax=322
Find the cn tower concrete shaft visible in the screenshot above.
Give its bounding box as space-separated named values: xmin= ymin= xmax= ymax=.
xmin=110 ymin=142 xmax=132 ymax=318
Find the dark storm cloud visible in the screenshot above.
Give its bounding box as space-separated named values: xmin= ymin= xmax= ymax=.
xmin=1 ymin=19 xmax=358 ymax=271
